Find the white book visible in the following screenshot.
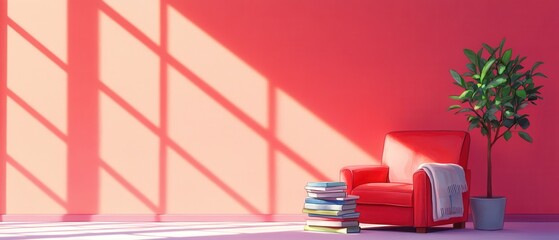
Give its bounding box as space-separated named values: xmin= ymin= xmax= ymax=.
xmin=307 ymin=192 xmax=346 ymax=198
xmin=306 ymin=189 xmax=346 ymax=193
xmin=306 ymin=220 xmax=359 ymax=228
xmin=305 ymin=198 xmax=356 ymax=205
xmin=318 ymin=195 xmax=359 ymax=201
xmin=305 ymin=185 xmax=347 ymax=191
xmin=304 ymin=203 xmax=356 ymax=211
xmin=308 ymin=212 xmax=360 ymax=219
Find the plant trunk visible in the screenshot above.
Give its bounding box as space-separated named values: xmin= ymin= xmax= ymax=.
xmin=487 ymin=131 xmax=493 ymax=198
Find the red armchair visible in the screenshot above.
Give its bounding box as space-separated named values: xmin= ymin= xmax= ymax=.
xmin=340 ymin=131 xmax=471 ymax=233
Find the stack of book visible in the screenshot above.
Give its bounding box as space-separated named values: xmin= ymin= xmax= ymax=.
xmin=302 ymin=182 xmax=360 ymax=234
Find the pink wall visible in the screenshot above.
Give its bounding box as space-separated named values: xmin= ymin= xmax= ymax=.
xmin=1 ymin=0 xmax=559 ymax=216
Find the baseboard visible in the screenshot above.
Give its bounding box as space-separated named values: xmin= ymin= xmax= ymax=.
xmin=466 ymin=214 xmax=559 ymax=222
xmin=504 ymin=214 xmax=559 ymax=222
xmin=1 ymin=214 xmax=558 ymax=222
xmin=0 ymin=214 xmax=306 ymax=222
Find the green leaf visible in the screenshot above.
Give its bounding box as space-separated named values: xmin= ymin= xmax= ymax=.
xmin=456 ymin=108 xmax=473 ymax=114
xmin=480 ymin=58 xmax=496 ymax=83
xmin=504 ymin=131 xmax=512 ymax=141
xmin=485 ymin=108 xmax=498 ymax=121
xmin=518 ymin=118 xmax=530 ymax=129
xmin=518 ymin=131 xmax=533 ymax=143
xmin=472 ymin=74 xmax=481 ymax=80
xmin=464 ymin=49 xmax=478 ymax=67
xmin=511 ymin=73 xmax=522 ymax=81
xmin=479 ymin=57 xmax=487 ymax=70
xmin=467 ymin=63 xmax=476 ymax=72
xmin=483 ymin=43 xmax=495 ymax=54
xmin=486 ymin=77 xmax=507 ymax=88
xmin=503 ymin=118 xmax=515 ymax=128
xmin=502 ymin=95 xmax=514 ymax=103
xmin=448 ymin=105 xmax=461 ymax=110
xmin=505 ymin=110 xmax=515 ymax=117
xmin=498 ymin=65 xmax=506 ymax=74
xmin=481 ymin=127 xmax=488 ymax=136
xmin=501 ymin=86 xmax=511 ymax=96
xmin=490 ymin=120 xmax=500 ymax=128
xmin=495 ymin=98 xmax=501 ymax=106
xmin=534 ymin=73 xmax=548 ymax=78
xmin=498 ymin=38 xmax=506 ymax=56
xmin=469 ymin=119 xmax=479 ymax=131
xmin=459 ymin=90 xmax=474 ymax=99
xmin=474 ymin=99 xmax=487 ymax=110
xmin=516 ymin=89 xmax=527 ymax=99
xmin=502 ymin=49 xmax=513 ymax=64
xmin=449 ymin=95 xmax=461 ymax=100
xmin=532 ymin=61 xmax=544 ymax=72
xmin=504 ymin=102 xmax=514 ymax=109
xmin=450 ymin=69 xmax=464 ymax=87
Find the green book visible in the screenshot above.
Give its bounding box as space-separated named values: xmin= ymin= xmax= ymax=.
xmin=302 ymin=208 xmax=355 ymax=216
xmin=304 ymin=225 xmax=360 ymax=234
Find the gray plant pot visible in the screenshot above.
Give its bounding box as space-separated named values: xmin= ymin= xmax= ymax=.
xmin=470 ymin=196 xmax=506 ymax=230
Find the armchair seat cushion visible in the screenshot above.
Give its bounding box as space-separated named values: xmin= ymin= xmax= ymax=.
xmin=352 ymin=182 xmax=413 ymax=207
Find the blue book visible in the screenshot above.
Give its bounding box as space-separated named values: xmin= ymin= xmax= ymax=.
xmin=305 ymin=198 xmax=355 ymax=205
xmin=306 ymin=182 xmax=346 ymax=187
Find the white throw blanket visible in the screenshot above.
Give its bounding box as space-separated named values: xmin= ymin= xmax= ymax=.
xmin=417 ymin=163 xmax=468 ymax=221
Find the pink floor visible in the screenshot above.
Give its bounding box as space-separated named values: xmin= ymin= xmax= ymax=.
xmin=0 ymin=222 xmax=558 ymax=239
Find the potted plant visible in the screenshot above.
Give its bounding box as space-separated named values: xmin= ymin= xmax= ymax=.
xmin=448 ymin=39 xmax=547 ymax=230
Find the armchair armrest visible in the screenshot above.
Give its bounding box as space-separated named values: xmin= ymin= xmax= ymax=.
xmin=413 ymin=168 xmax=471 ymax=227
xmin=340 ymin=165 xmax=389 ymax=193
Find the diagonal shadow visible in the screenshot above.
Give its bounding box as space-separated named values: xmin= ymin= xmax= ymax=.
xmin=100 ymin=2 xmax=329 ymax=181
xmin=99 ymin=2 xmax=160 ymax=58
xmin=5 ymin=13 xmax=71 ymax=215
xmin=99 ymin=83 xmax=159 ymax=142
xmin=5 ymin=154 xmax=68 ymax=210
xmin=98 ymin=160 xmax=158 ymax=213
xmin=165 ymin=52 xmax=329 ymax=181
xmin=4 ymin=1 xmax=330 ymax=216
xmin=99 ymin=82 xmax=263 ymax=214
xmin=6 ymin=18 xmax=67 ymax=71
xmin=6 ymin=89 xmax=67 ymax=143
xmin=164 ymin=137 xmax=264 ymax=215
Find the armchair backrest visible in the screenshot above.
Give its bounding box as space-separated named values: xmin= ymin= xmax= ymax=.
xmin=381 ymin=131 xmax=470 ymax=184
